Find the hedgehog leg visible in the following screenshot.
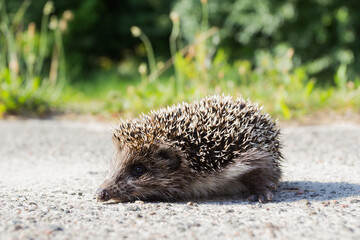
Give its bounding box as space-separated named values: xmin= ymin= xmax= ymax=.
xmin=240 ymin=168 xmax=279 ymax=203
xmin=237 ymin=148 xmax=281 ymax=203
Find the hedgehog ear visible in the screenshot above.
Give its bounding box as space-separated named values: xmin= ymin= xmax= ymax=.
xmin=155 ymin=147 xmax=181 ymax=171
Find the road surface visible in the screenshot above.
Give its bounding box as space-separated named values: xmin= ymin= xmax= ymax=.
xmin=0 ymin=119 xmax=359 ymax=239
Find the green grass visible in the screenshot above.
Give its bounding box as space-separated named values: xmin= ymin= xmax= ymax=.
xmin=60 ymin=67 xmax=360 ymax=120
xmin=61 ymin=71 xmax=134 ymax=114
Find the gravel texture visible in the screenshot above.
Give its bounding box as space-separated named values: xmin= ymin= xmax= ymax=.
xmin=0 ymin=119 xmax=359 ymax=240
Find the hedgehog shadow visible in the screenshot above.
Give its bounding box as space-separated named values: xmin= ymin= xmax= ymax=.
xmin=189 ymin=181 xmax=360 ymax=205
xmin=274 ymin=181 xmax=360 ymax=203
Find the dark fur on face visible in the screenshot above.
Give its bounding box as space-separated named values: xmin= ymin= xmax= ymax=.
xmin=96 ymin=140 xmax=195 ymax=202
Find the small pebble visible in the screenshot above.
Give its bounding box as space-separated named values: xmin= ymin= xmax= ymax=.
xmin=187 ymin=201 xmax=198 ymax=206
xmin=50 ymin=226 xmax=64 ymax=232
xmin=126 ymin=206 xmax=141 ymax=211
xmin=310 ymin=193 xmax=319 ymax=197
xmin=296 ymin=189 xmax=304 ymax=195
xmin=14 ymin=225 xmax=22 ymax=231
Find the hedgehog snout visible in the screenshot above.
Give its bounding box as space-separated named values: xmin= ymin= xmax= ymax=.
xmin=96 ymin=188 xmax=110 ymax=202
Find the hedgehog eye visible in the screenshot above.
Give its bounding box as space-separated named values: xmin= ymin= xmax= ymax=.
xmin=131 ymin=164 xmax=146 ymax=177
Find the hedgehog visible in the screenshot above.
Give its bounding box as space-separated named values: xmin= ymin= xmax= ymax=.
xmin=96 ymin=95 xmax=282 ymax=203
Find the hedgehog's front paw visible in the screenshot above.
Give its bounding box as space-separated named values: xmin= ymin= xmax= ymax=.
xmin=247 ymin=190 xmax=273 ymax=203
xmin=247 ymin=181 xmax=278 ymax=203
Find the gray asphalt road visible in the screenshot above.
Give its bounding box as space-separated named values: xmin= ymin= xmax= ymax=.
xmin=0 ymin=119 xmax=359 ymax=240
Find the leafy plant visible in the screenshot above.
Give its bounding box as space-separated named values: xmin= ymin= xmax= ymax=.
xmin=113 ymin=0 xmax=360 ymax=120
xmin=55 ymin=0 xmax=360 ymax=120
xmin=174 ymin=0 xmax=360 ymax=81
xmin=0 ymin=0 xmax=69 ymax=116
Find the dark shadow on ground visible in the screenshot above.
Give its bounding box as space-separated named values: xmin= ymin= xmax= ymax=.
xmin=169 ymin=181 xmax=360 ymax=205
xmin=274 ymin=181 xmax=360 ymax=203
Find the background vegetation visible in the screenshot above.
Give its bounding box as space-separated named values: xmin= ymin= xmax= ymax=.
xmin=1 ymin=0 xmax=359 ymax=119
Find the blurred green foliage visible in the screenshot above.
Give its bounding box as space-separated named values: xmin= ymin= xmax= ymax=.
xmin=6 ymin=0 xmax=174 ymax=75
xmin=174 ymin=0 xmax=360 ymax=81
xmin=6 ymin=0 xmax=360 ymax=81
xmin=2 ymin=0 xmax=360 ymax=119
xmin=0 ymin=0 xmax=65 ymax=116
xmin=62 ymin=0 xmax=360 ymax=119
